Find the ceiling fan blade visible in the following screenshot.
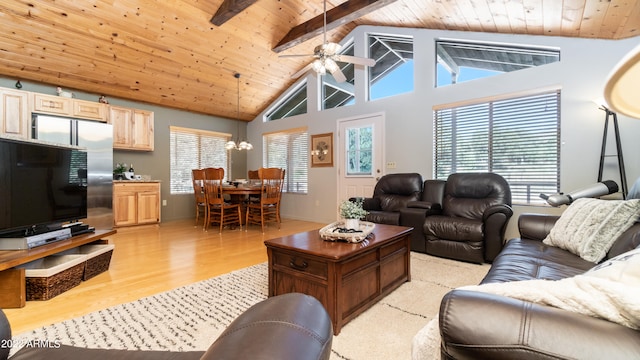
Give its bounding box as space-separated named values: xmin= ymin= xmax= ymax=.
xmin=291 ymin=63 xmax=314 ymax=79
xmin=330 ymin=66 xmax=347 ymax=83
xmin=279 ymin=54 xmax=316 ymax=58
xmin=335 ymin=54 xmax=376 ymax=67
xmin=321 ymin=42 xmax=342 ymax=56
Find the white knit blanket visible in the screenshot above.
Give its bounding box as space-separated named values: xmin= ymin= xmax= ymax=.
xmin=460 ymin=275 xmax=640 ymax=329
xmin=412 ymin=250 xmax=640 ymax=360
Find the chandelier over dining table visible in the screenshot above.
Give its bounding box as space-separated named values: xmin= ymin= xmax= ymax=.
xmin=225 ymin=72 xmax=253 ymax=151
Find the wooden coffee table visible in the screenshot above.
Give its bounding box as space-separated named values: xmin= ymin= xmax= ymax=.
xmin=264 ymin=224 xmax=412 ymax=335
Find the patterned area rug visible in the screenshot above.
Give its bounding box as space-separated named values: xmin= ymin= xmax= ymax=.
xmin=12 ymin=252 xmax=489 ymax=359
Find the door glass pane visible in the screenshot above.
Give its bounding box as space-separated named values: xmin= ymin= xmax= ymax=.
xmin=346 ymin=125 xmax=373 ymax=176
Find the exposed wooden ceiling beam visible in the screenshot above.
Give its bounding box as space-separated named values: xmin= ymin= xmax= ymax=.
xmin=210 ymin=0 xmax=258 ymax=26
xmin=273 ymin=0 xmax=398 ymax=53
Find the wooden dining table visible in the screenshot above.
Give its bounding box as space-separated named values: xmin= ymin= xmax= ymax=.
xmin=222 ymin=185 xmax=262 ymax=217
xmin=222 ymin=185 xmax=262 ymax=199
xmin=222 ymin=184 xmax=262 ymax=221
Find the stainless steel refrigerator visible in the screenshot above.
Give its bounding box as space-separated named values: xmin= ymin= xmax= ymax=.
xmin=32 ymin=114 xmax=114 ymax=230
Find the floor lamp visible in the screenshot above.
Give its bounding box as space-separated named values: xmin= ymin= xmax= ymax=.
xmin=603 ymin=43 xmax=640 ymax=199
xmin=596 ymin=104 xmax=627 ymax=197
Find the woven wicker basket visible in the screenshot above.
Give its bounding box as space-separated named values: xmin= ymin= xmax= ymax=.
xmin=58 ymin=244 xmax=115 ymax=281
xmin=82 ymin=245 xmax=114 ymax=280
xmin=21 ymin=255 xmax=87 ymax=301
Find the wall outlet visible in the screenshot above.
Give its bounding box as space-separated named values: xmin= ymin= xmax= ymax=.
xmin=386 ymin=161 xmax=397 ymax=169
xmin=162 ymin=200 xmax=167 ymax=206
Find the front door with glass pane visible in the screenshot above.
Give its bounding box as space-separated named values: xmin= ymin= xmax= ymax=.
xmin=337 ymin=113 xmax=385 ymax=213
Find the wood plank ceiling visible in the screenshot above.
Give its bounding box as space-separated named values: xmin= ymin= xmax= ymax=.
xmin=0 ymin=0 xmax=638 ymax=122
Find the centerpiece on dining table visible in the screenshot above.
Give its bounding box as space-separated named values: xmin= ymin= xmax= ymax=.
xmin=319 ymin=199 xmax=374 ymax=243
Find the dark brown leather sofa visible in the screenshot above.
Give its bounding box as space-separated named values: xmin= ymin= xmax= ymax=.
xmin=2 ymin=293 xmax=333 ymax=360
xmin=438 ymin=213 xmax=640 ymax=359
xmin=401 ymin=173 xmax=513 ymax=263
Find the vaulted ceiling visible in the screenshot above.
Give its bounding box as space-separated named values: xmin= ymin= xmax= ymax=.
xmin=0 ymin=1 xmax=638 ymax=121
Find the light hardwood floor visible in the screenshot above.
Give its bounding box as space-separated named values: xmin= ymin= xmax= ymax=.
xmin=4 ymin=218 xmax=325 ymax=334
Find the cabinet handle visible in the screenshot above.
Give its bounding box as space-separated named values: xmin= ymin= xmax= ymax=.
xmin=289 ymin=257 xmax=308 ymax=270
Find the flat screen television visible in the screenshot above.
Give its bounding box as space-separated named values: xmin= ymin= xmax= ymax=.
xmin=0 ymin=137 xmax=88 ymax=237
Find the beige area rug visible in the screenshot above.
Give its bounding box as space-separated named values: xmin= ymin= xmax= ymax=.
xmin=12 ymin=252 xmax=489 ymax=360
xmin=330 ymin=253 xmax=489 ymax=360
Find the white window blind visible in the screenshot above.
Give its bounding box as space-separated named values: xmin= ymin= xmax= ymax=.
xmin=170 ymin=126 xmax=230 ymax=194
xmin=434 ymin=90 xmax=560 ymax=204
xmin=263 ymin=128 xmax=308 ymax=194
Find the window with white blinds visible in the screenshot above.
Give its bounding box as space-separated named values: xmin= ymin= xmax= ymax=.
xmin=434 ymin=90 xmax=560 ymax=204
xmin=263 ymin=127 xmax=308 ymax=194
xmin=170 ymin=126 xmax=230 ymax=194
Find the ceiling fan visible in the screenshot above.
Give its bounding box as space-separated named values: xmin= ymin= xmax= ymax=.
xmin=281 ymin=0 xmax=376 ymax=83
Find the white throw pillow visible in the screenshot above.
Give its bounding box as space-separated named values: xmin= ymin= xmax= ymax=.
xmin=542 ymin=198 xmax=640 ymax=262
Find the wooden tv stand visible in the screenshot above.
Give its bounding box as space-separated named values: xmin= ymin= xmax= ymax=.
xmin=0 ymin=229 xmax=116 ymax=308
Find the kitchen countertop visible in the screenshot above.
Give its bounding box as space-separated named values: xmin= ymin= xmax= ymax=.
xmin=113 ymin=180 xmax=161 ymax=183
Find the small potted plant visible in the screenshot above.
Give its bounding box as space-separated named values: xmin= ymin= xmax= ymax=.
xmin=339 ymin=199 xmax=368 ymax=230
xmin=113 ymin=163 xmax=127 ymax=180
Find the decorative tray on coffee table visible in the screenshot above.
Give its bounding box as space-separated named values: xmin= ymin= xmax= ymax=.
xmin=319 ymin=221 xmax=375 ymax=243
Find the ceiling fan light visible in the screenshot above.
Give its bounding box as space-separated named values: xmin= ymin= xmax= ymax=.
xmin=238 ymin=140 xmax=249 ymax=149
xmin=312 ymin=59 xmax=326 ymax=74
xmin=324 ymin=42 xmax=341 ymax=54
xmin=325 ymin=58 xmax=339 ymax=73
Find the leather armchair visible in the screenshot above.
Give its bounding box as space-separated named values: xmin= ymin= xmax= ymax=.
xmin=420 ymin=173 xmax=513 ymax=263
xmin=359 ymin=173 xmax=423 ymax=225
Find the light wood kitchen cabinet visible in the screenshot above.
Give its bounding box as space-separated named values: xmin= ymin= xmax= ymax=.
xmin=32 ymin=93 xmax=106 ymax=121
xmin=0 ymin=88 xmax=30 ymax=138
xmin=33 ymin=93 xmax=71 ymax=116
xmin=108 ymin=106 xmax=154 ymax=151
xmin=113 ymin=182 xmax=161 ymax=227
xmin=72 ymin=98 xmax=107 ymax=121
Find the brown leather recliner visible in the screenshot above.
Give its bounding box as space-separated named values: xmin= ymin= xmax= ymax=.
xmin=359 ymin=173 xmax=423 ymax=225
xmin=403 ymin=173 xmax=513 ymax=263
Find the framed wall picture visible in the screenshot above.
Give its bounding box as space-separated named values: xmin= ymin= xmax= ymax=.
xmin=310 ymin=133 xmax=333 ymax=167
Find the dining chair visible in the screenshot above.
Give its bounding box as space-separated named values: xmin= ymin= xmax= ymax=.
xmin=203 ymin=167 xmax=242 ymax=233
xmin=246 ymin=170 xmax=261 ymax=204
xmin=246 ymin=167 xmax=284 ymax=232
xmin=247 ymin=170 xmax=259 ymax=180
xmin=191 ymin=169 xmax=207 ymax=228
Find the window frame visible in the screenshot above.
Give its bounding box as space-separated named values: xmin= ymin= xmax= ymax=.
xmin=169 ymin=126 xmax=231 ymax=195
xmin=435 ymin=39 xmax=561 ymax=87
xmin=264 ymin=80 xmax=308 ymax=121
xmin=433 ymin=89 xmax=561 ymax=205
xmin=321 ymin=41 xmax=356 ymax=110
xmin=367 ymin=33 xmax=414 ymax=101
xmin=262 ymin=127 xmax=309 ymax=194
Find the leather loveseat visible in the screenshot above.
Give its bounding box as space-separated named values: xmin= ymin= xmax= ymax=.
xmin=2 ymin=293 xmax=333 ymax=360
xmin=437 ymin=213 xmax=640 ymax=359
xmin=401 ymin=173 xmax=513 ymax=263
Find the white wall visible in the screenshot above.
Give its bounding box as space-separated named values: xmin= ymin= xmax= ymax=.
xmin=247 ymin=26 xmax=640 ymax=237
